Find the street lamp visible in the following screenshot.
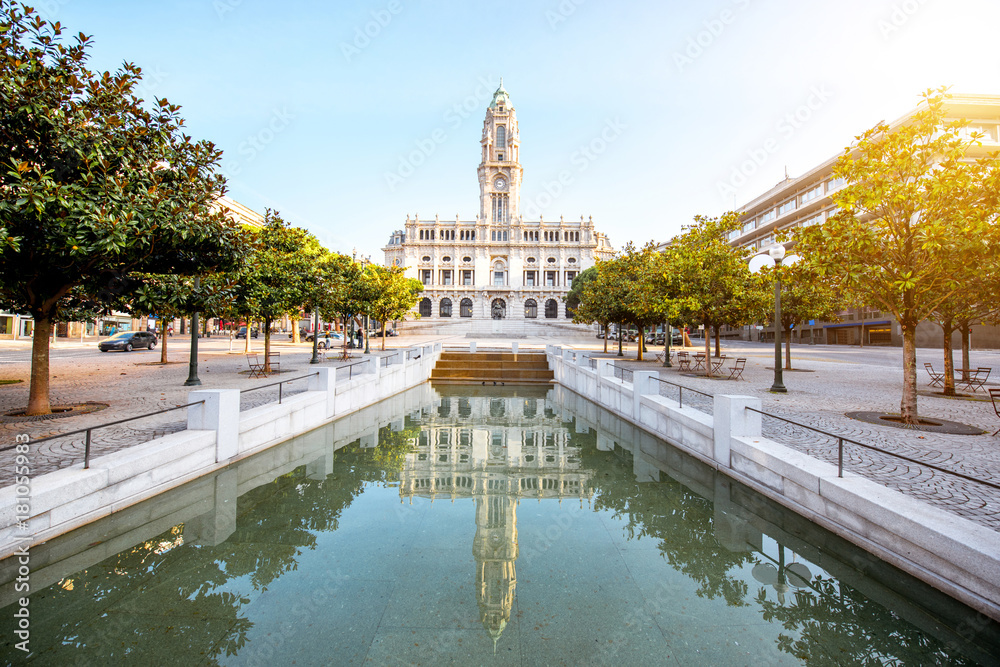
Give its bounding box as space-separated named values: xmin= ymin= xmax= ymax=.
xmin=749 ymin=244 xmax=800 ymax=394
xmin=751 ymin=547 xmax=812 ymax=605
xmin=309 ymin=309 xmax=320 ymax=364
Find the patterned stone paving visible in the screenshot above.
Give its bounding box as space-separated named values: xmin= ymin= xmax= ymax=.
xmin=601 ymin=341 xmax=1000 ymax=532
xmin=0 ymin=338 xmax=380 ymax=482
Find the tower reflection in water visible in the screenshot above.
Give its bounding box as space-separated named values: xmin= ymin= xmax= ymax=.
xmin=397 ymin=388 xmax=593 ymax=646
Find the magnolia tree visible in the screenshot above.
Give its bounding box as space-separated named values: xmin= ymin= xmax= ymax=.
xmin=0 ymin=4 xmax=245 ymax=414
xmin=795 ymin=88 xmax=1000 ymax=422
xmin=671 ymin=213 xmax=768 ymax=376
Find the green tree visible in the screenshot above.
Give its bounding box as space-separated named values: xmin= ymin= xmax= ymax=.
xmin=671 ymin=213 xmax=767 ymax=376
xmin=795 ymin=88 xmax=1000 ymax=423
xmin=0 ymin=4 xmax=245 ymax=414
xmin=358 ymin=264 xmax=422 ymax=351
xmin=570 ymin=266 xmax=613 ymax=353
xmin=228 ymin=213 xmax=319 ymax=371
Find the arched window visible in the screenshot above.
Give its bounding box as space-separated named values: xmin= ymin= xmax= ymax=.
xmin=419 ymin=298 xmax=432 ymax=318
xmin=545 ymin=299 xmax=558 ymax=319
xmin=460 ymin=298 xmax=473 ymax=318
xmin=525 ymin=299 xmax=537 ymax=319
xmin=440 ymin=298 xmax=452 ymax=318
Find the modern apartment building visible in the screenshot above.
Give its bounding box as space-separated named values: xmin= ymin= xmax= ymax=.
xmin=727 ymin=94 xmax=1000 ymax=348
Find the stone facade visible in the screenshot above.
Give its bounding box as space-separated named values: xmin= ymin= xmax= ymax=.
xmin=384 ymin=81 xmax=614 ymax=333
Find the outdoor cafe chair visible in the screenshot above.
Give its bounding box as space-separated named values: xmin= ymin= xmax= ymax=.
xmin=710 ymin=355 xmax=728 ymax=375
xmin=959 ymin=367 xmax=990 ymax=393
xmin=924 ymin=363 xmax=944 ymax=388
xmin=676 ymin=351 xmax=691 ymax=372
xmin=990 ymin=388 xmax=1000 ymax=436
xmin=728 ymin=358 xmax=747 ymax=381
xmin=246 ymin=353 xmax=267 ymax=379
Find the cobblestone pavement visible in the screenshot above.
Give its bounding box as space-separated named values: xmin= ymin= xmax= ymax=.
xmin=4 ymin=334 xmax=1000 ymax=533
xmin=590 ymin=339 xmax=1000 ymax=532
xmin=0 ymin=336 xmax=406 ymax=481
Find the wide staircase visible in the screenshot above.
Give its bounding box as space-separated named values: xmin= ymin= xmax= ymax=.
xmin=430 ymin=350 xmax=554 ymax=385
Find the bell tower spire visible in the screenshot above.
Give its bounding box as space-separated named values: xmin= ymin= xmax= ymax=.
xmin=478 ymin=79 xmax=521 ymax=224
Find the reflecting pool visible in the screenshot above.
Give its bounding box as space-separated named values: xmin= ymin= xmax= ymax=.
xmin=2 ymin=384 xmax=998 ymax=665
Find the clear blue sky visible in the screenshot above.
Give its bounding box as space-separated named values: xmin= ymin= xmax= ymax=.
xmin=41 ymin=0 xmax=1000 ymax=259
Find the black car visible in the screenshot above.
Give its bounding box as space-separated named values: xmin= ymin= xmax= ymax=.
xmin=98 ymin=331 xmax=157 ymax=352
xmin=235 ymin=326 xmax=259 ymax=339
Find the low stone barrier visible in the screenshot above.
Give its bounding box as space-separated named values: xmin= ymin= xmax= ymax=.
xmin=547 ymin=346 xmax=1000 ymax=621
xmin=0 ymin=344 xmax=441 ymax=559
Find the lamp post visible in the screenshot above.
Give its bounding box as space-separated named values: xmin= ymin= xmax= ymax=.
xmin=769 ymin=244 xmax=787 ymax=393
xmin=183 ymin=276 xmax=202 ymax=386
xmin=749 ymin=244 xmax=800 ymax=394
xmin=310 ymin=309 xmax=320 ymax=364
xmin=751 ymin=546 xmax=812 ymax=605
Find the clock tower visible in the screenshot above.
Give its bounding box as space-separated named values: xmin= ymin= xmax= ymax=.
xmin=478 ymin=79 xmax=522 ymax=224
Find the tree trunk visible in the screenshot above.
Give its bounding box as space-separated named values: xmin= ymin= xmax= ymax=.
xmin=160 ymin=318 xmax=168 ymax=364
xmin=292 ymin=317 xmax=301 ymax=344
xmin=959 ymin=319 xmax=972 ymax=382
xmin=704 ymin=328 xmax=713 ymax=377
xmin=682 ymin=329 xmax=692 ymax=347
xmin=900 ymin=323 xmax=919 ymax=424
xmin=180 ymin=317 xmax=186 ymax=335
xmin=263 ymin=317 xmax=272 ymax=372
xmin=784 ymin=324 xmax=793 ymax=370
xmin=942 ymin=319 xmax=956 ymax=396
xmin=713 ymin=326 xmax=721 ymax=357
xmin=603 ymin=324 xmax=608 ymax=353
xmin=26 ymin=316 xmax=53 ymax=415
xmin=637 ymin=325 xmax=644 ymax=361
xmin=381 ymin=320 xmax=387 ymax=351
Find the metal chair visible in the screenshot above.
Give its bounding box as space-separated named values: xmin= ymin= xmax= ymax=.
xmin=728 ymin=358 xmax=747 ymax=381
xmin=710 ymin=355 xmax=728 ymax=375
xmin=676 ymin=351 xmax=691 ymax=372
xmin=693 ymin=353 xmax=707 ymax=371
xmin=924 ymin=362 xmax=944 ymax=388
xmin=990 ymin=388 xmax=1000 ymax=436
xmin=960 ymin=367 xmax=990 ymax=393
xmin=247 ymin=354 xmax=267 ymax=379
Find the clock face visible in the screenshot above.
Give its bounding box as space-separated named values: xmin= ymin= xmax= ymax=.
xmin=494 ymin=178 xmax=507 ymax=191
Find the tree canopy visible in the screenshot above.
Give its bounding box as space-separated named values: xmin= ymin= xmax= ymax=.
xmin=0 ymin=4 xmax=246 ymax=413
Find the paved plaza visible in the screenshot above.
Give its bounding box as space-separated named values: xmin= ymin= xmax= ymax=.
xmin=1 ymin=333 xmax=999 ymax=532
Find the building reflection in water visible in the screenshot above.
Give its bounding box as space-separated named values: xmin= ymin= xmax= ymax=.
xmin=397 ymin=390 xmax=593 ymax=647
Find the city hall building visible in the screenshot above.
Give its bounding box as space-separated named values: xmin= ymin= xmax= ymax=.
xmin=383 ymin=81 xmax=614 ymax=334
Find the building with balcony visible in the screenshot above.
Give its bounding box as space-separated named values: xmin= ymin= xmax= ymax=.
xmin=726 ymin=94 xmax=1000 ymax=348
xmin=383 ymin=81 xmax=614 ymax=334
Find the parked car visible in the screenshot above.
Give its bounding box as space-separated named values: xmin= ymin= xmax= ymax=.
xmin=98 ymin=330 xmax=157 ymax=352
xmin=235 ymin=326 xmax=259 ymax=339
xmin=306 ymin=332 xmax=344 ymax=348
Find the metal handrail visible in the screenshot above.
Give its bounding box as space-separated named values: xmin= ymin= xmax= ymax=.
xmin=240 ymin=371 xmax=320 ymax=405
xmin=654 ymin=376 xmax=713 ymax=409
xmin=0 ymin=400 xmax=206 ymax=469
xmin=746 ymin=406 xmax=1000 ymax=490
xmin=340 ymin=358 xmax=369 ymax=380
xmin=613 ymin=366 xmax=634 ymax=383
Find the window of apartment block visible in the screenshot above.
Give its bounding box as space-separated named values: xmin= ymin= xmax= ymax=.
xmin=778 ymin=199 xmax=795 ymax=215
xmin=545 ymin=271 xmax=557 ymax=287
xmin=763 ymin=209 xmax=776 ymax=223
xmin=421 ymin=269 xmax=432 ymax=285
xmin=801 ymin=184 xmax=823 ymax=203
xmin=462 ymin=270 xmax=474 ymax=285
xmin=440 ymin=270 xmax=452 ymax=285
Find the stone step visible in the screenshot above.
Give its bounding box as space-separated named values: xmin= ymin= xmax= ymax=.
xmin=431 ymin=351 xmax=554 ymax=385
